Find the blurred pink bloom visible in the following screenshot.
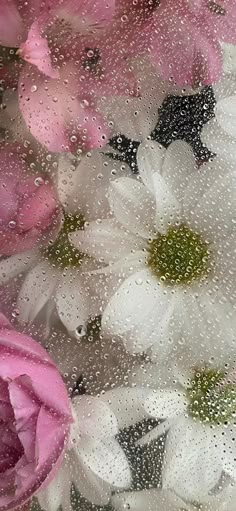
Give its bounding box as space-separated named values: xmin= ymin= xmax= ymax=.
xmin=1 ymin=0 xmax=137 ymax=152
xmin=0 ymin=0 xmax=48 ymax=47
xmin=145 ymin=0 xmax=236 ymax=86
xmin=0 ymin=145 xmax=60 ymax=255
xmin=0 ymin=314 xmax=72 ymax=510
xmin=16 ymin=0 xmax=137 ymax=152
xmin=18 ymin=63 xmax=112 ymax=152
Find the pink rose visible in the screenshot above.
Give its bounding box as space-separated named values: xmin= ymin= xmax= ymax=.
xmin=0 ymin=145 xmax=60 ymax=255
xmin=0 ymin=313 xmax=72 ymax=510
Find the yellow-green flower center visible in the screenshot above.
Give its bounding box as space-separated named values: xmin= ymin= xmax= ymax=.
xmin=43 ymin=213 xmax=85 ymax=268
xmin=147 ymin=224 xmax=211 ymax=285
xmin=187 ymin=369 xmax=236 ymax=424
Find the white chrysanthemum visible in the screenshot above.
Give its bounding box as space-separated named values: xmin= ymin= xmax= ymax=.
xmin=111 ymin=488 xmax=193 ymax=511
xmin=0 ymin=151 xmax=129 ymax=337
xmin=112 ymin=483 xmax=236 ymax=511
xmin=37 ymin=395 xmax=131 ymax=510
xmin=136 ymin=364 xmax=236 ymax=503
xmin=70 ymin=140 xmax=236 ymax=360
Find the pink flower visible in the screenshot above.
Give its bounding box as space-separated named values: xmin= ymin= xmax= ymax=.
xmin=18 ymin=62 xmax=112 ymax=152
xmin=136 ymin=0 xmax=236 ymax=86
xmin=0 ymin=0 xmax=48 ymax=47
xmin=1 ymin=0 xmax=137 ymax=152
xmin=0 ymin=312 xmax=72 ymax=510
xmin=0 ymin=145 xmax=60 ymax=255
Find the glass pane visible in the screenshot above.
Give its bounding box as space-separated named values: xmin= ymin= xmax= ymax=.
xmin=0 ymin=2 xmax=236 ymax=511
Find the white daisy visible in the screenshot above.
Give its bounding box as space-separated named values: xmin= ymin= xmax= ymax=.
xmin=70 ymin=140 xmax=236 ymax=360
xmin=0 ymin=150 xmax=129 ymax=337
xmin=137 ymin=365 xmax=236 ymax=503
xmin=111 ymin=488 xmax=194 ymax=511
xmin=112 ymin=479 xmax=236 ymax=511
xmin=37 ymin=395 xmax=131 ymax=509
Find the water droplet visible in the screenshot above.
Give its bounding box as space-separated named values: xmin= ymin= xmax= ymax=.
xmin=87 ymin=49 xmax=94 ymax=58
xmin=75 ymin=325 xmax=86 ymax=339
xmin=8 ymin=220 xmax=16 ymax=229
xmin=12 ymin=309 xmax=19 ymax=318
xmin=34 ymin=177 xmax=44 ymax=186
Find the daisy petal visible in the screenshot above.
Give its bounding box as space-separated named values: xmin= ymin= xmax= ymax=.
xmin=102 ymin=269 xmax=173 ymax=351
xmin=137 ymin=420 xmax=174 ymax=446
xmin=215 ymin=96 xmax=236 ymax=138
xmin=151 ymin=172 xmax=181 ymax=233
xmin=56 ymin=273 xmax=90 ymax=333
xmin=70 ymin=219 xmax=145 ymax=264
xmin=38 ymin=461 xmax=72 ymax=511
xmin=201 ymin=119 xmax=236 ymax=160
xmin=111 ymin=489 xmax=189 ymax=511
xmin=186 ymin=168 xmax=236 ymax=239
xmin=108 ymin=177 xmax=155 ymax=238
xmin=0 ymin=251 xmax=37 ymax=285
xmin=17 ymin=261 xmax=57 ymax=323
xmin=72 ymin=395 xmax=118 ymax=439
xmin=137 ymin=140 xmax=166 ymax=191
xmin=161 ymin=141 xmax=197 ymax=202
xmin=163 ymin=417 xmax=223 ymax=501
xmin=71 ymin=451 xmax=111 ymax=505
xmin=101 ymin=387 xmax=150 ymax=429
xmin=145 ymin=389 xmax=186 ymax=420
xmin=79 ymin=438 xmax=131 ymax=488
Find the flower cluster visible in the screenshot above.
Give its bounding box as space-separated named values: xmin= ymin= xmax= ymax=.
xmin=1 ymin=1 xmax=236 ymax=511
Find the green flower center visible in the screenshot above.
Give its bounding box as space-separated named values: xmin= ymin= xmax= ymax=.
xmin=147 ymin=224 xmax=211 ymax=285
xmin=187 ymin=369 xmax=236 ymax=424
xmin=43 ymin=213 xmax=85 ymax=268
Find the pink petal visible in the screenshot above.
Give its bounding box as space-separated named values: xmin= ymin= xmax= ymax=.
xmin=0 ymin=231 xmax=47 ymax=256
xmin=203 ymin=0 xmax=236 ymax=44
xmin=0 ymin=314 xmax=11 ymax=330
xmin=49 ymin=0 xmax=116 ymax=33
xmin=17 ymin=0 xmax=50 ymax=26
xmin=8 ymin=375 xmax=40 ymax=429
xmin=0 ymin=329 xmax=72 ymax=417
xmin=17 ymin=179 xmax=58 ymax=232
xmin=19 ymin=20 xmax=59 ymax=79
xmin=149 ymin=2 xmax=222 ymax=85
xmin=7 ymin=410 xmax=69 ymax=508
xmin=35 ymin=408 xmax=69 ymax=470
xmin=0 ymin=0 xmax=25 ymax=47
xmin=8 ymin=376 xmax=39 ymax=462
xmin=68 ymin=36 xmax=138 ymax=97
xmin=18 ymin=64 xmax=110 ymax=152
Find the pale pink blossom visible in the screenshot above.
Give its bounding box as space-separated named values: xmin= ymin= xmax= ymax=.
xmin=0 ymin=312 xmax=72 ymax=510
xmin=1 ymin=0 xmax=138 ymax=152
xmin=16 ymin=0 xmax=136 ymax=151
xmin=0 ymin=0 xmax=48 ymax=47
xmin=0 ymin=145 xmax=60 ymax=255
xmin=145 ymin=0 xmax=236 ymax=86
